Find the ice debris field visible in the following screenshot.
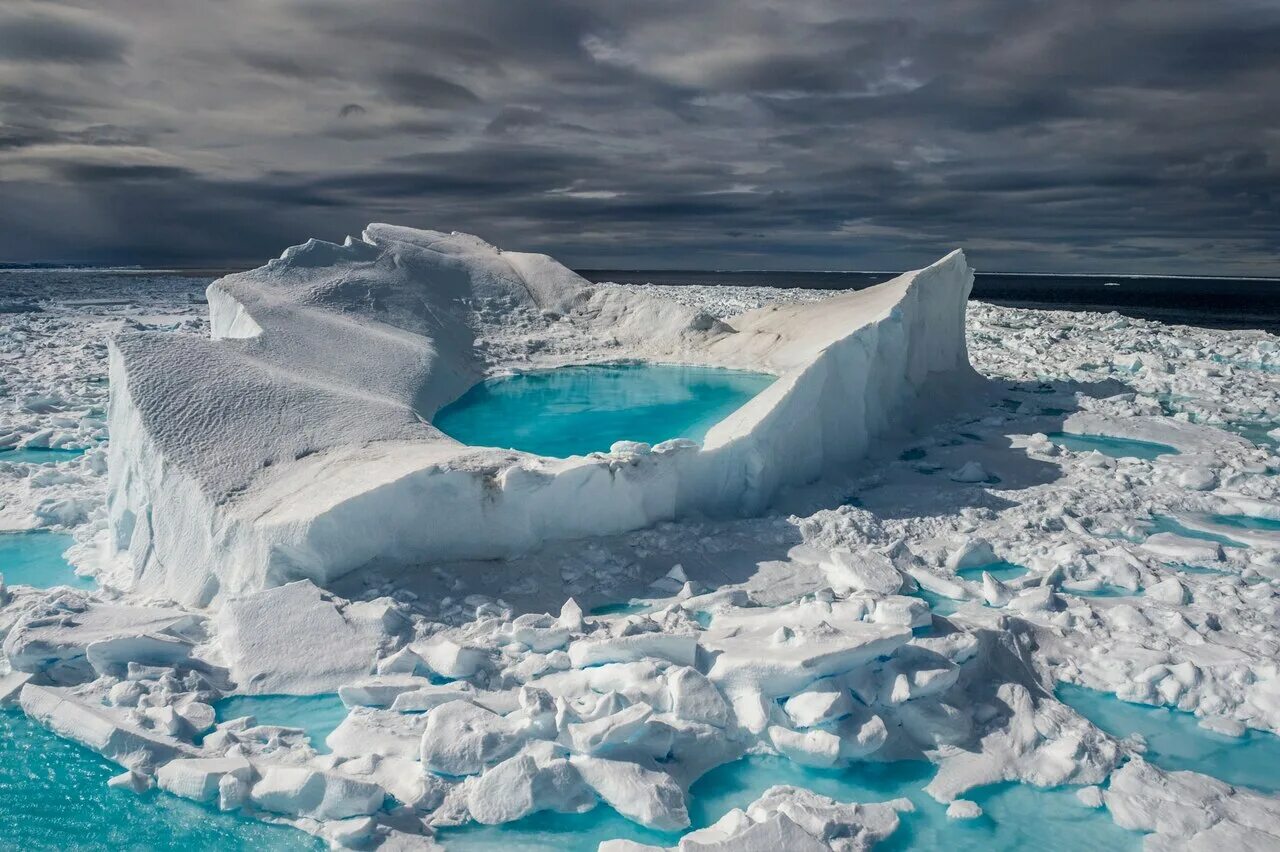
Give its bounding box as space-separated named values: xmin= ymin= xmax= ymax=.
xmin=1 ymin=226 xmax=1279 ymax=851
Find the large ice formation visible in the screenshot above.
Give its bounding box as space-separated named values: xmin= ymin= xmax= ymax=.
xmin=105 ymin=226 xmax=976 ymax=605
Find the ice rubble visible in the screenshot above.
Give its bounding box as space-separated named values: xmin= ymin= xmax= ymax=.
xmin=599 ymin=785 xmax=912 ymax=851
xmin=3 ymin=265 xmax=1280 ymax=850
xmin=104 ymin=226 xmax=977 ymax=606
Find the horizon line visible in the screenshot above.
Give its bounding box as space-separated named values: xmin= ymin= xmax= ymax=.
xmin=3 ymin=262 xmax=1280 ymax=283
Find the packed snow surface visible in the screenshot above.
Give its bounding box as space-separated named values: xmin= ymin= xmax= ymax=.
xmin=1 ymin=252 xmax=1280 ymax=850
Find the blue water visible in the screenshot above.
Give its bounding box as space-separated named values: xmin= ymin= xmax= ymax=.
xmin=1069 ymin=584 xmax=1139 ymax=598
xmin=0 ymin=709 xmax=321 ymax=851
xmin=916 ymin=588 xmax=963 ymax=615
xmin=1173 ymin=563 xmax=1231 ymax=575
xmin=589 ymin=601 xmax=654 ymax=617
xmin=913 ymin=563 xmax=1029 ymax=616
xmin=1210 ymin=355 xmax=1280 ymax=375
xmin=1048 ymin=433 xmax=1178 ymax=460
xmin=1059 ymin=684 xmax=1280 ymax=793
xmin=1146 ymin=516 xmax=1249 ymax=548
xmin=214 ymin=695 xmax=348 ymax=754
xmin=0 ymin=446 xmax=87 ymax=465
xmin=1227 ymin=421 xmax=1279 ymax=449
xmin=1208 ymin=513 xmax=1280 ymax=532
xmin=432 ymin=363 xmax=775 ymax=458
xmin=0 ymin=530 xmax=93 ymax=589
xmin=439 ymin=755 xmax=1137 ymax=851
xmin=958 ymin=561 xmax=1028 ymax=583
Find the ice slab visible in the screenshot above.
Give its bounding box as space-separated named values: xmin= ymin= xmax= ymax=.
xmin=213 ymin=580 xmax=403 ymax=694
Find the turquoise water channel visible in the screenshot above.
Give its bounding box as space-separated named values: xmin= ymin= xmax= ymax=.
xmin=1145 ymin=516 xmax=1249 ymax=548
xmin=432 ymin=363 xmax=775 ymax=458
xmin=0 ymin=446 xmax=87 ymax=465
xmin=0 ymin=530 xmax=93 ymax=590
xmin=1047 ymin=433 xmax=1178 ymax=460
xmin=3 ymin=693 xmax=1146 ymax=849
xmin=914 ymin=561 xmax=1029 ymax=615
xmin=1059 ymin=684 xmax=1280 ymax=793
xmin=440 ymin=755 xmax=1138 ymax=851
xmin=915 ymin=560 xmax=1139 ymax=616
xmin=1209 ymin=513 xmax=1280 ymax=533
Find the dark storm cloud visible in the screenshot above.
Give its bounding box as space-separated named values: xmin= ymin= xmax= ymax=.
xmin=0 ymin=6 xmax=127 ymax=65
xmin=376 ymin=69 xmax=481 ymax=109
xmin=0 ymin=0 xmax=1276 ymax=273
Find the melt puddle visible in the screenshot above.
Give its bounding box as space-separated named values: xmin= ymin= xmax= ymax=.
xmin=958 ymin=561 xmax=1028 ymax=583
xmin=0 ymin=709 xmax=320 ymax=851
xmin=0 ymin=530 xmax=93 ymax=590
xmin=912 ymin=562 xmax=1029 ymax=614
xmin=1208 ymin=513 xmax=1280 ymax=533
xmin=0 ymin=446 xmax=87 ymax=465
xmin=1145 ymin=516 xmax=1249 ymax=548
xmin=432 ymin=363 xmax=775 ymax=458
xmin=1047 ymin=433 xmax=1179 ymax=460
xmin=1058 ymin=684 xmax=1280 ymax=793
xmin=213 ymin=695 xmax=348 ymax=754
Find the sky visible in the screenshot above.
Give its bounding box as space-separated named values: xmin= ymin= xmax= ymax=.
xmin=0 ymin=0 xmax=1277 ymax=274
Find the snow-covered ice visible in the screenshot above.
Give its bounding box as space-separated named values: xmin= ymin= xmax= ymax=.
xmin=103 ymin=226 xmax=976 ymax=605
xmin=1 ymin=234 xmax=1279 ymax=850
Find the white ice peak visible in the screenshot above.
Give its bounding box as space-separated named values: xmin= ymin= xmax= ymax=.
xmin=105 ymin=226 xmax=976 ymax=605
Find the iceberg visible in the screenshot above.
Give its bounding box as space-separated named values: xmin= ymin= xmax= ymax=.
xmin=105 ymin=226 xmax=976 ymax=605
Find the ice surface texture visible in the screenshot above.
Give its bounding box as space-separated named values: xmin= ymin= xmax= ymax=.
xmin=105 ymin=227 xmax=976 ymax=605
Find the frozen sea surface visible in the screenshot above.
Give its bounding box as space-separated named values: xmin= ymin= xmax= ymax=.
xmin=432 ymin=363 xmax=775 ymax=458
xmin=0 ymin=709 xmax=321 ymax=851
xmin=0 ymin=530 xmax=92 ymax=589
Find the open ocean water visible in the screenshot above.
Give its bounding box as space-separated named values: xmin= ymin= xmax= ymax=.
xmin=580 ymin=270 xmax=1280 ymax=334
xmin=2 ymin=266 xmax=1279 ymax=333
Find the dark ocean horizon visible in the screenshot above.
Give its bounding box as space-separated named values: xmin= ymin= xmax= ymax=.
xmin=579 ymin=269 xmax=1280 ymax=334
xmin=3 ymin=265 xmax=1279 ymax=334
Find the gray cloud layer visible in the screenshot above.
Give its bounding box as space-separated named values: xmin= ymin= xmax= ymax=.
xmin=0 ymin=0 xmax=1276 ymax=273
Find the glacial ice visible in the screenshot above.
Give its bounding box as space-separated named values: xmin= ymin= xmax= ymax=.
xmin=103 ymin=226 xmax=977 ymax=606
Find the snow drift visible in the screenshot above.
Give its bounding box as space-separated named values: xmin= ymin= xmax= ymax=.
xmin=105 ymin=225 xmax=976 ymax=605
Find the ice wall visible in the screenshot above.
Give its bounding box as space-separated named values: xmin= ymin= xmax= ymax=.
xmin=106 ymin=226 xmax=976 ymax=605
